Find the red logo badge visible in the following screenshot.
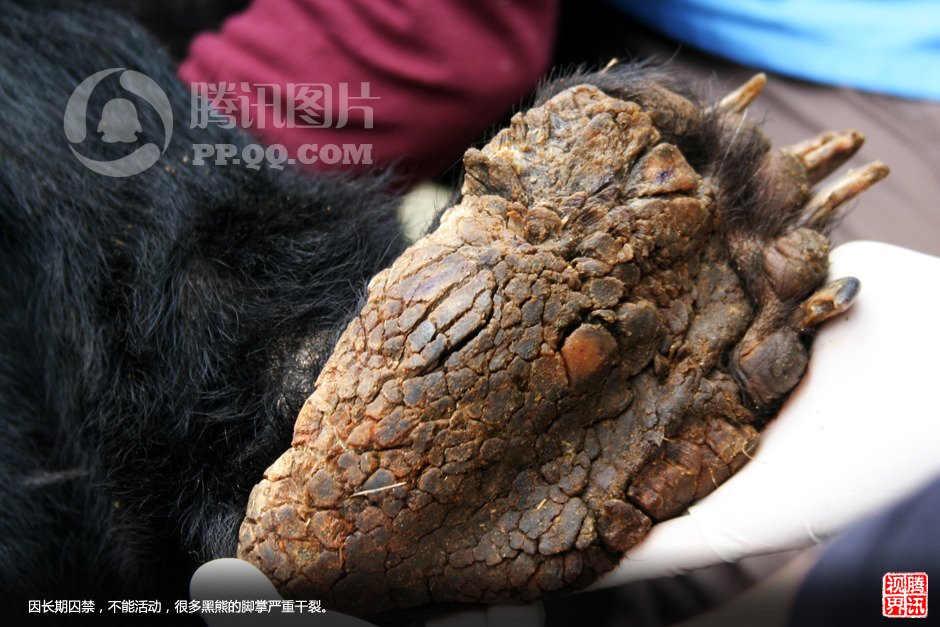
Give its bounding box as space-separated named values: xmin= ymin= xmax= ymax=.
xmin=883 ymin=572 xmax=928 ymax=618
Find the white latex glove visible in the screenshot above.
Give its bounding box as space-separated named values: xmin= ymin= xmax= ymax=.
xmin=596 ymin=241 xmax=940 ymax=587
xmin=191 ymin=558 xmax=375 ymax=626
xmin=191 ymin=558 xmax=542 ymax=627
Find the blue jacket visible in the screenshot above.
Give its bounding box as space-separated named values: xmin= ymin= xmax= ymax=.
xmin=607 ymin=0 xmax=940 ymax=101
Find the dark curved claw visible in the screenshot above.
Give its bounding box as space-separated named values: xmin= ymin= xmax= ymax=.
xmin=796 ymin=276 xmax=861 ymax=329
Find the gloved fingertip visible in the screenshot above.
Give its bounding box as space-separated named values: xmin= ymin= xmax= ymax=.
xmin=191 ymin=557 xmax=283 ymax=601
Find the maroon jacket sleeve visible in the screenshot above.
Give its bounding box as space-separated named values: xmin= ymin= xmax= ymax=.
xmin=178 ymin=0 xmax=559 ymax=180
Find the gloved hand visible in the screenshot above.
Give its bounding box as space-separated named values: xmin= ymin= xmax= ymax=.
xmin=193 ymin=241 xmax=940 ymax=621
xmin=191 ymin=558 xmax=377 ymax=626
xmin=190 ymin=558 xmax=541 ymax=626
xmin=596 ymin=240 xmax=940 ymax=587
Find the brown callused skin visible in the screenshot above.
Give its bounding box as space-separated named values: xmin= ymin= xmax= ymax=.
xmin=238 ymin=75 xmax=885 ymax=620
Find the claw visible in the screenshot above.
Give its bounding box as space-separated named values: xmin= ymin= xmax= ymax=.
xmin=601 ymin=57 xmax=619 ymax=72
xmin=799 ymin=161 xmax=890 ymax=227
xmin=796 ymin=276 xmax=861 ymax=329
xmin=716 ymin=73 xmax=767 ymax=114
xmin=786 ymin=129 xmax=865 ymax=184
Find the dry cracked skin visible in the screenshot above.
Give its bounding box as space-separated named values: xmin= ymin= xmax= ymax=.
xmin=237 ymin=65 xmax=888 ymax=621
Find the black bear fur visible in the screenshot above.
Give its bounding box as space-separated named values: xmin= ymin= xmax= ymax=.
xmin=0 ymin=0 xmax=403 ymax=616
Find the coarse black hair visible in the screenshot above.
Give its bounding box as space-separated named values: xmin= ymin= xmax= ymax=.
xmin=0 ymin=0 xmax=403 ymax=619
